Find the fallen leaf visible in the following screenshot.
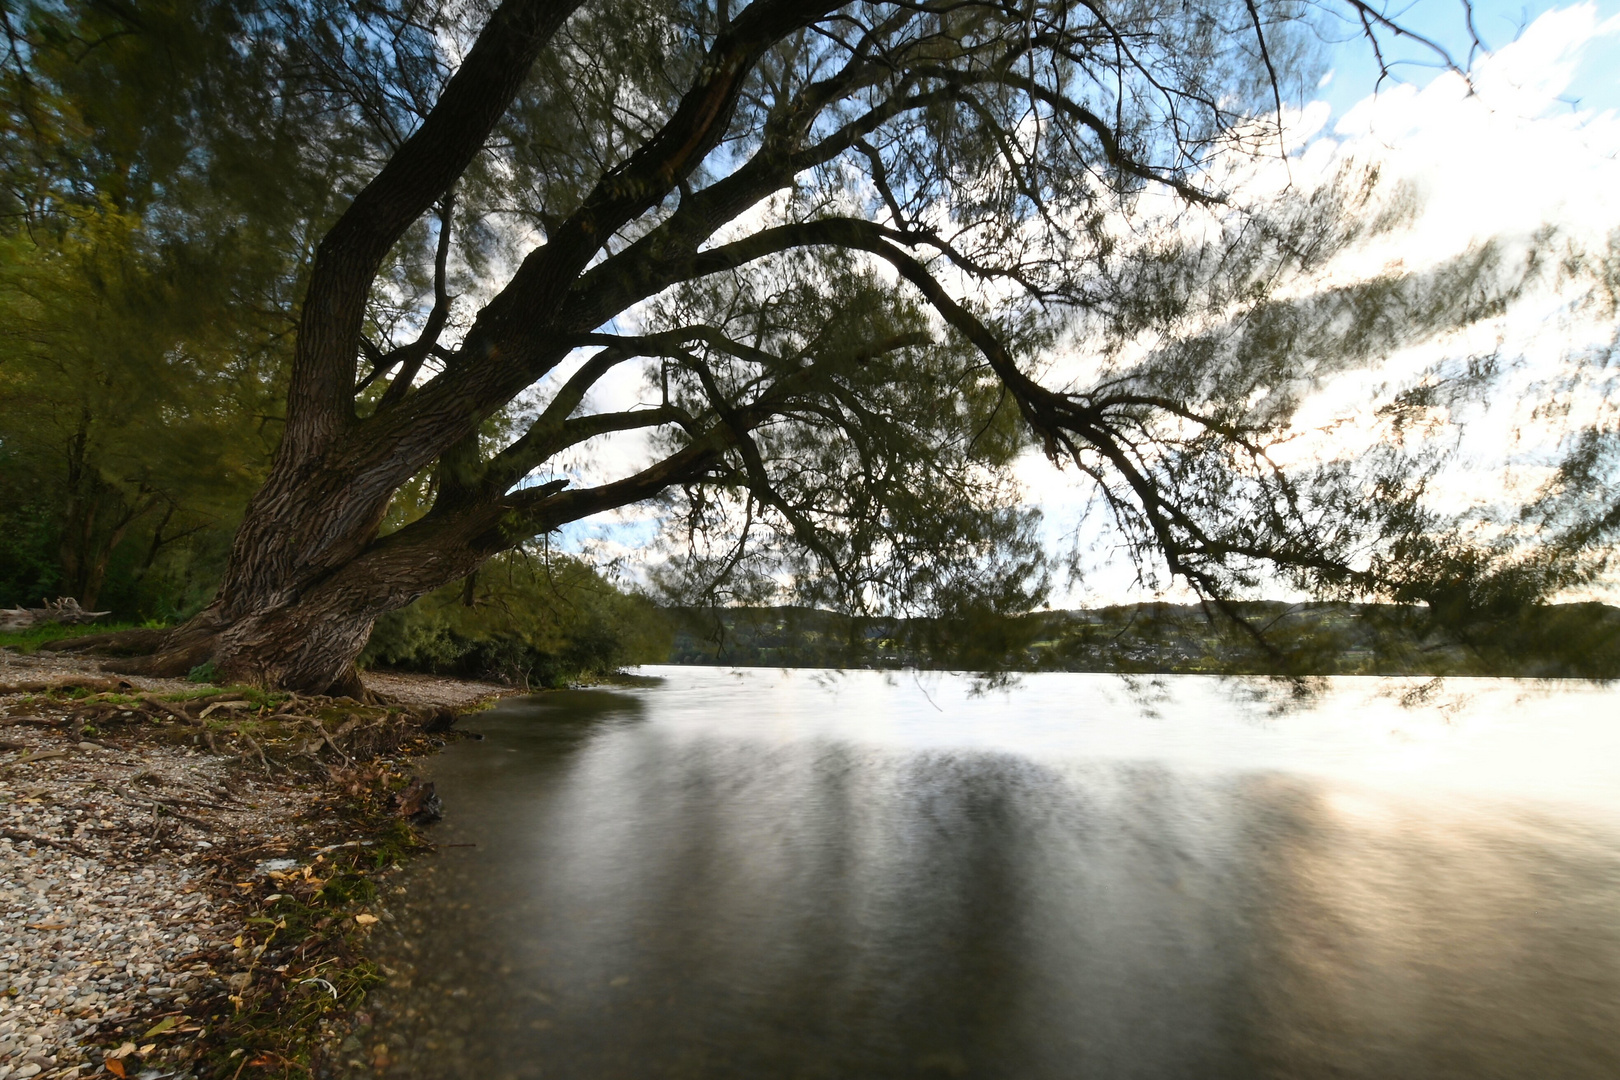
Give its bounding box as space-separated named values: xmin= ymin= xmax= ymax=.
xmin=139 ymin=1043 xmax=156 ymax=1054
xmin=105 ymin=1058 xmax=127 ymax=1078
xmin=354 ymin=913 xmax=379 ymax=926
xmin=142 ymin=1016 xmax=178 ymax=1038
xmin=109 ymin=1042 xmax=136 ymax=1059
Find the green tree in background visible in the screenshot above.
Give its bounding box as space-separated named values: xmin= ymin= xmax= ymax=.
xmin=0 ymin=0 xmax=380 ymax=614
xmin=364 ymin=548 xmax=672 ymax=685
xmin=0 ymin=206 xmax=286 ymax=613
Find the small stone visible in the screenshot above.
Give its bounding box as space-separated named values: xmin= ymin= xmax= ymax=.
xmin=254 ymin=858 xmax=300 ymax=875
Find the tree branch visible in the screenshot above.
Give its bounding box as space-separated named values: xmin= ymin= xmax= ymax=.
xmin=356 ymin=191 xmax=457 ymax=400
xmin=285 ymin=0 xmax=583 ymax=451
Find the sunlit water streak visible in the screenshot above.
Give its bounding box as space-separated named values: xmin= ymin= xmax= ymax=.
xmin=355 ymin=669 xmax=1620 ymax=1079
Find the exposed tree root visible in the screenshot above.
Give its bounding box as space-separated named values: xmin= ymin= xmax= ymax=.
xmin=38 ymin=627 xmax=170 ymax=655
xmin=38 ymin=621 xmax=380 ymax=700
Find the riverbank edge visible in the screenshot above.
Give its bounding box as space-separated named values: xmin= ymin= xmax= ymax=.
xmin=0 ymin=650 xmax=516 ymax=1080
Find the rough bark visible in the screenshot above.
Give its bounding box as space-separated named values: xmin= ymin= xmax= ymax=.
xmin=93 ymin=0 xmax=822 ymax=693
xmin=100 ymin=507 xmax=501 ymax=692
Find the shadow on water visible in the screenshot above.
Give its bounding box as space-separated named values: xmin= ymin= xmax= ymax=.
xmin=353 ymin=673 xmax=1620 ymax=1080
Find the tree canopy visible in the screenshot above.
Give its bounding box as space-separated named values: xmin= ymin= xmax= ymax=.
xmin=3 ymin=0 xmax=1615 ymax=689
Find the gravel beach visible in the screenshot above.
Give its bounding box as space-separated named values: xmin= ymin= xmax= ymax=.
xmin=0 ymin=651 xmax=505 ymax=1079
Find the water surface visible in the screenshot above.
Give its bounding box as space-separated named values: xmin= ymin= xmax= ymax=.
xmin=360 ymin=669 xmax=1620 ymax=1079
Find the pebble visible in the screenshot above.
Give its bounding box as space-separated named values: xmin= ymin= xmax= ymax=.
xmin=0 ymin=804 xmax=227 ymax=1079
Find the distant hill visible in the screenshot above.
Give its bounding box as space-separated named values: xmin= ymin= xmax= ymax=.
xmin=665 ymin=601 xmax=1620 ymax=678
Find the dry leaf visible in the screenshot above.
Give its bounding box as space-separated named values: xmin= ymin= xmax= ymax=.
xmin=354 ymin=913 xmax=379 ymax=926
xmin=108 ymin=1042 xmax=136 ymax=1059
xmin=105 ymin=1058 xmax=127 ymax=1078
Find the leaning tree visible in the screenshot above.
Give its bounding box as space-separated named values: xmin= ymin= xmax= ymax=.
xmin=8 ymin=0 xmax=1515 ymax=691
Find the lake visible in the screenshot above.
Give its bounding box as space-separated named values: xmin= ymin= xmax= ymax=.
xmin=355 ymin=668 xmax=1620 ymax=1079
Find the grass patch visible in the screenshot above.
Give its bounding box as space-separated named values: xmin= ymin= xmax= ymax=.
xmin=0 ymin=620 xmax=159 ymax=653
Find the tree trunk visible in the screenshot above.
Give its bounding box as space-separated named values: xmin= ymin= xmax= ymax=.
xmin=53 ymin=0 xmax=717 ymax=692
xmin=82 ymin=480 xmax=519 ymax=692
xmin=101 ymin=579 xmax=413 ymax=695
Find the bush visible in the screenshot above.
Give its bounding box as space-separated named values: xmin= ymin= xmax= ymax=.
xmin=361 ymin=550 xmax=672 ymax=687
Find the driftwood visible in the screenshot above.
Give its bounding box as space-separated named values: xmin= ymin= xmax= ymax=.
xmin=0 ymin=826 xmax=92 ymax=855
xmin=138 ymin=693 xmax=197 ymax=724
xmin=0 ymin=676 xmax=133 ymax=695
xmin=0 ymin=597 xmax=111 ymax=632
xmin=309 ymin=718 xmax=354 ymax=765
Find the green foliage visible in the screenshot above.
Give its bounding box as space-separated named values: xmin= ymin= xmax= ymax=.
xmin=645 ymin=251 xmax=1049 ymax=621
xmin=3 ymin=0 xmax=1608 ymax=685
xmin=0 ymin=206 xmax=284 ymax=613
xmin=0 ymin=0 xmax=373 ymax=616
xmin=362 ymin=550 xmax=673 ymax=686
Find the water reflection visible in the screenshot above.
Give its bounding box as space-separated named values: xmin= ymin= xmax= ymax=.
xmin=356 ymin=671 xmax=1620 ymax=1080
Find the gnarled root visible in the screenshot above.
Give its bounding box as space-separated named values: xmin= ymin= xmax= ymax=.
xmin=38 ymin=627 xmax=170 ymax=656
xmin=32 ymin=601 xmax=381 ymax=698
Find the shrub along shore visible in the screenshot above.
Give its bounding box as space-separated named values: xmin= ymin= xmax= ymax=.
xmin=0 ymin=650 xmax=508 ymax=1080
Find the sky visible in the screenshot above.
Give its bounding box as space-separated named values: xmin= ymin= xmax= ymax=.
xmin=1030 ymin=0 xmax=1620 ymax=606
xmin=1316 ymin=0 xmax=1620 ymax=116
xmin=550 ymin=0 xmax=1620 ymax=609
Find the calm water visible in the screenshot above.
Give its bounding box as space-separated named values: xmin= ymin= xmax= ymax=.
xmin=358 ymin=669 xmax=1620 ymax=1079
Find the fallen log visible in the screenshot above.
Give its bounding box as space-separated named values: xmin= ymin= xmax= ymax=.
xmin=37 ymin=627 xmax=169 ymax=655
